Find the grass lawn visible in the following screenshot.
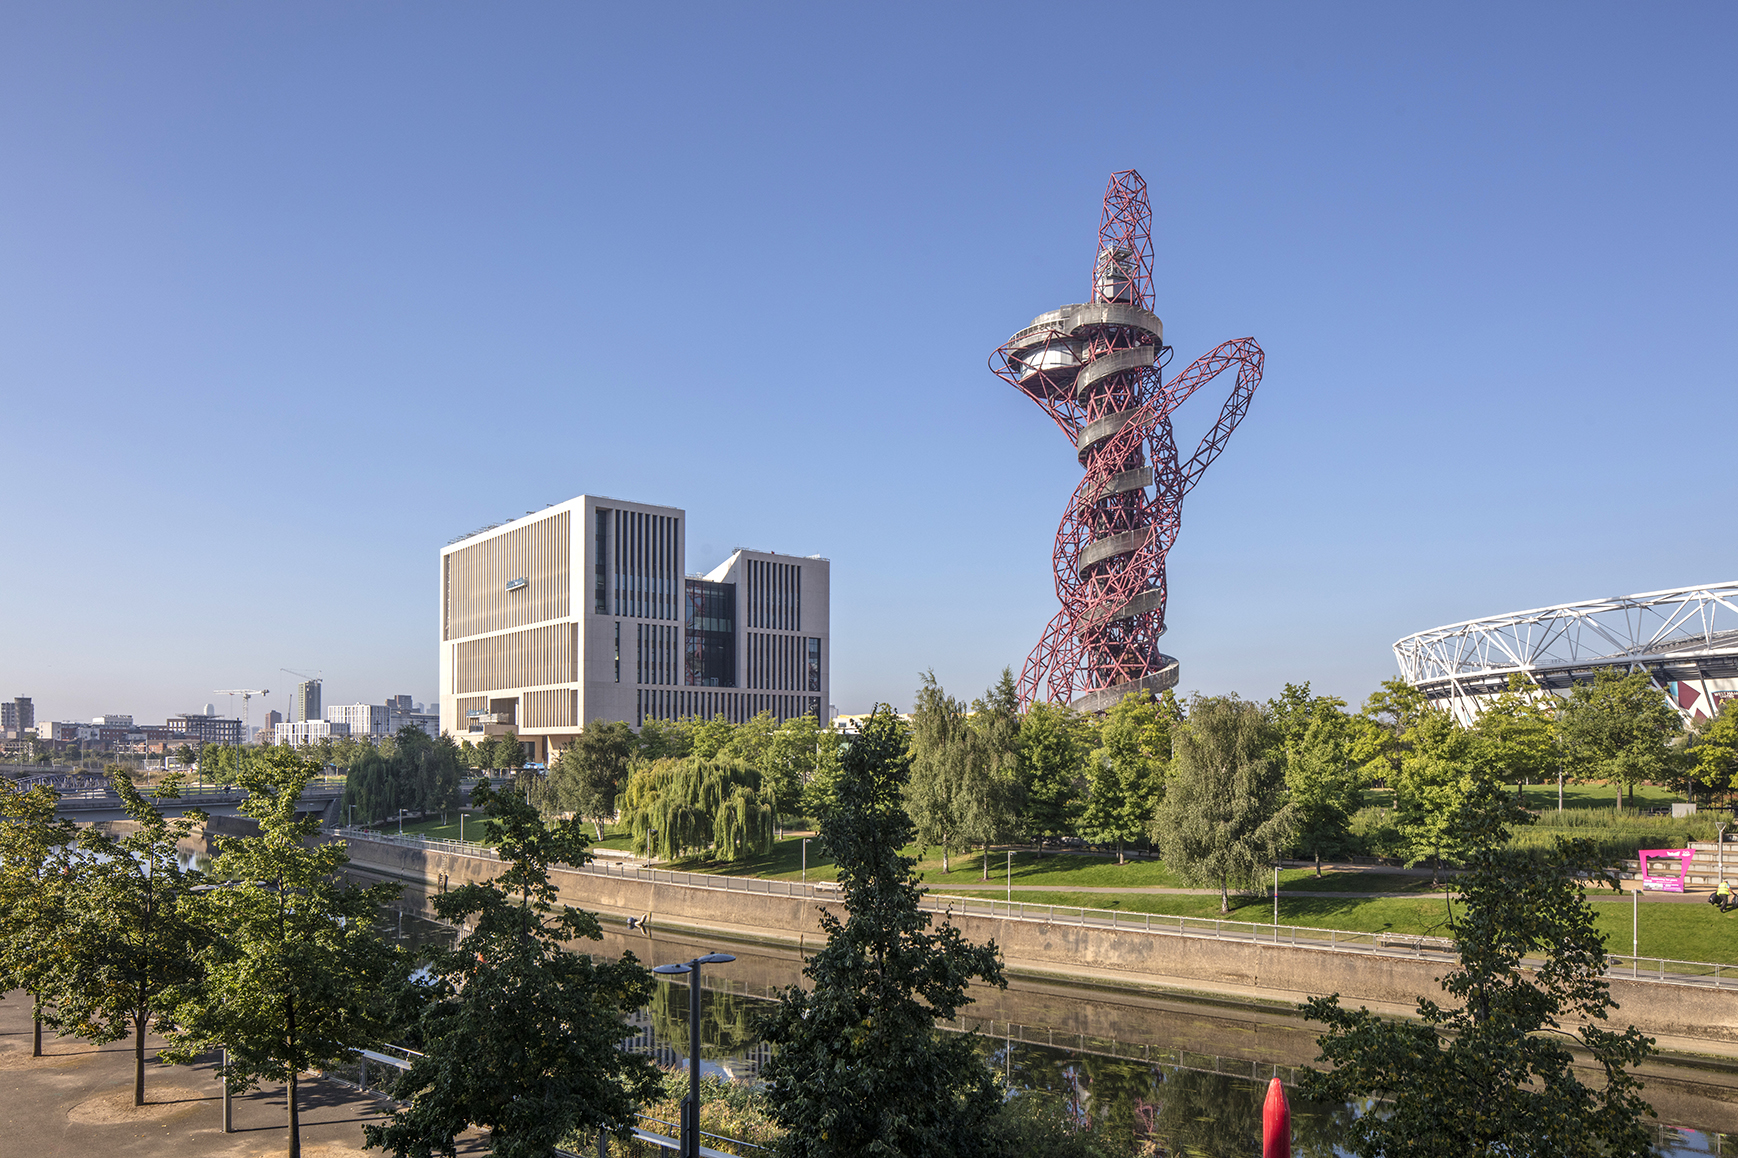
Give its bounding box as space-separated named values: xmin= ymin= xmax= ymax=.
xmin=951 ymin=888 xmax=1738 ymax=966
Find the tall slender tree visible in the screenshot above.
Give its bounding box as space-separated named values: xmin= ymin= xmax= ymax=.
xmin=549 ymin=720 xmax=637 ymax=836
xmin=365 ymin=779 xmax=660 ymax=1158
xmin=163 ymin=746 xmax=401 ymax=1158
xmin=1082 ymin=690 xmax=1173 ymax=864
xmin=0 ymin=777 xmax=77 ymax=1057
xmin=1018 ymin=702 xmax=1093 ymax=853
xmin=760 ymin=706 xmax=1007 ymax=1157
xmin=1152 ymin=695 xmax=1295 ymax=913
xmin=53 ymin=771 xmax=207 ymax=1106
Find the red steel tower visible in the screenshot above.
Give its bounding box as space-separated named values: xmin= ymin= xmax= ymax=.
xmin=992 ymin=170 xmax=1263 ymax=711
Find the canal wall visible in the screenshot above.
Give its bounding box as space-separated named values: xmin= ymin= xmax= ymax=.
xmin=342 ymin=838 xmax=1738 ymax=1053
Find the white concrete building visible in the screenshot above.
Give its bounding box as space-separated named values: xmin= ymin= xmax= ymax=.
xmin=273 ymin=719 xmax=350 ymax=747
xmin=439 ymin=494 xmax=830 ymax=764
xmin=326 ymin=703 xmax=389 ymax=737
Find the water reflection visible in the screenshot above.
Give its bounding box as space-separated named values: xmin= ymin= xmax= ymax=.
xmin=360 ymin=878 xmax=1737 ymax=1157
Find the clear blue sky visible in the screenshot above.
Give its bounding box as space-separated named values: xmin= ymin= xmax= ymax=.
xmin=3 ymin=3 xmax=1734 ymax=726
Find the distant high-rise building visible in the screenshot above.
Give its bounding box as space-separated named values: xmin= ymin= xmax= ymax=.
xmin=2 ymin=697 xmax=34 ymax=733
xmin=293 ymin=680 xmax=322 ymax=723
xmin=92 ymin=714 xmax=133 ymax=727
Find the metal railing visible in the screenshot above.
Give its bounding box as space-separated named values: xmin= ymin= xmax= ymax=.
xmin=923 ymin=891 xmax=1458 ymax=957
xmin=337 ymin=829 xmax=1738 ymax=991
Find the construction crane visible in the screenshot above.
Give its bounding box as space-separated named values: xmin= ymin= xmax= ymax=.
xmin=214 ymin=689 xmax=269 ymax=746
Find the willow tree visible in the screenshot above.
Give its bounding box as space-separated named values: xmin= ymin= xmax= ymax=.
xmin=617 ymin=756 xmax=774 ymax=862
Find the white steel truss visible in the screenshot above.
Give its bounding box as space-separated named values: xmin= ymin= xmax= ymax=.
xmin=1393 ymin=582 xmax=1738 ymax=724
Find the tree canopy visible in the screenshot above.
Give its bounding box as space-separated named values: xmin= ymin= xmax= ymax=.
xmin=1152 ymin=695 xmax=1295 ymax=912
xmin=164 ymin=746 xmax=402 ymax=1158
xmin=365 ymin=779 xmax=659 ymax=1158
xmin=1302 ymin=836 xmax=1656 ymax=1157
xmin=760 ymin=706 xmax=1007 ymax=1158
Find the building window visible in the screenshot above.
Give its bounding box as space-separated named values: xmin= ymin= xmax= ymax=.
xmin=595 ymin=508 xmax=609 ymax=614
xmin=684 ymin=578 xmax=736 ymax=687
xmin=614 ymin=622 xmax=621 ymax=683
xmin=807 ymin=637 xmax=821 ymax=692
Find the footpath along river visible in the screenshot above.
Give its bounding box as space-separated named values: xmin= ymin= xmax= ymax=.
xmin=370 ymin=875 xmax=1738 ymax=1157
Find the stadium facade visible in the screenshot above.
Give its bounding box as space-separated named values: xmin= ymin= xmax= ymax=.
xmin=1393 ymin=582 xmax=1738 ymax=725
xmin=439 ymin=495 xmax=829 ymax=763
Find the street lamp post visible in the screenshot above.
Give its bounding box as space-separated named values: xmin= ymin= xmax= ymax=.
xmin=652 ymin=952 xmax=736 ymax=1158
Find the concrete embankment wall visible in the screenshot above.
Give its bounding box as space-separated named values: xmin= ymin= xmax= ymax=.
xmin=342 ymin=839 xmax=1738 ymax=1051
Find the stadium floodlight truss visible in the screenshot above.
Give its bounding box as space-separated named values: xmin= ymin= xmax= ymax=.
xmin=991 ymin=170 xmax=1263 ymax=711
xmin=1393 ymin=581 xmax=1738 ymax=725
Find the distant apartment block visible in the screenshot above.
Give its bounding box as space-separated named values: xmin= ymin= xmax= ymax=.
xmin=439 ymin=494 xmax=830 ymax=765
xmin=167 ymin=712 xmax=243 ymax=747
xmin=327 ymin=703 xmax=389 ymax=737
xmin=2 ymin=696 xmax=34 ymax=738
xmin=274 ymin=719 xmax=350 ymax=747
xmin=293 ymin=680 xmax=323 ymax=723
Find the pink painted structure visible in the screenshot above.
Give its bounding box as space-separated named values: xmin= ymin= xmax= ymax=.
xmin=1637 ymin=848 xmax=1696 ymax=892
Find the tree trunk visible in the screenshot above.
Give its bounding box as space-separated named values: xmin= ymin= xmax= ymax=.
xmin=1315 ymin=850 xmax=1322 ymax=878
xmin=288 ymin=1066 xmax=300 ymax=1158
xmin=134 ymin=1014 xmax=146 ymax=1106
xmin=982 ymin=844 xmax=989 ymax=881
xmin=286 ymin=994 xmax=300 ymax=1158
xmin=32 ymin=998 xmax=42 ymax=1057
xmin=1220 ymin=877 xmax=1230 ymax=914
xmin=941 ymin=846 xmax=949 ymax=873
xmin=1117 ymin=839 xmax=1125 ymax=866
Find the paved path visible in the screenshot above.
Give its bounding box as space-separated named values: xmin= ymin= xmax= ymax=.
xmin=0 ymin=992 xmax=488 ymax=1158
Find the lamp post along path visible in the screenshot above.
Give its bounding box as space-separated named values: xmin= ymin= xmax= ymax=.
xmin=653 ymin=952 xmax=736 ymax=1158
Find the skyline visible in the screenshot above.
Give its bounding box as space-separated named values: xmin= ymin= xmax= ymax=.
xmin=3 ymin=4 xmax=1734 ymax=725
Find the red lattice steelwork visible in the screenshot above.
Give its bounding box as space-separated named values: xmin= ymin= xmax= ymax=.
xmin=991 ymin=170 xmax=1264 ymax=709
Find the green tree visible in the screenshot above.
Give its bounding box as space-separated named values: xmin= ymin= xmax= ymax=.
xmin=635 ymin=716 xmax=694 ymax=759
xmin=764 ymin=712 xmax=826 ymax=824
xmin=1688 ymin=700 xmax=1738 ymax=802
xmin=163 ymin=746 xmax=401 ymax=1158
xmin=175 ymin=743 xmax=197 ymax=771
xmin=1152 ymin=695 xmax=1295 ymax=913
xmin=365 ymin=779 xmax=660 ymax=1158
xmin=760 ymin=706 xmax=1007 ymax=1157
xmin=1351 ymin=678 xmax=1428 ymax=786
xmin=1301 ymin=838 xmax=1656 ymax=1157
xmin=906 ymin=672 xmax=1014 ymax=874
xmin=342 ymin=745 xmax=398 ymax=825
xmin=550 ymin=720 xmax=637 ymax=837
xmin=617 ymin=756 xmax=775 ymax=861
xmin=490 ymin=730 xmax=526 ymax=774
xmin=1559 ymin=668 xmax=1684 ymax=809
xmin=1282 ymin=698 xmax=1364 ymax=875
xmin=1472 ymin=673 xmax=1559 ymax=797
xmin=721 ymin=709 xmax=778 ymax=768
xmin=685 ymin=713 xmax=737 ymax=759
xmin=1019 ymin=701 xmax=1093 ymax=852
xmin=0 ymin=777 xmax=77 ymax=1057
xmin=53 ymin=770 xmax=206 ymax=1105
xmin=1082 ymin=690 xmax=1172 ymax=864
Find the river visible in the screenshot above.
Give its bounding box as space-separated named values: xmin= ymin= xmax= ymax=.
xmin=370 ymin=878 xmax=1738 ymax=1157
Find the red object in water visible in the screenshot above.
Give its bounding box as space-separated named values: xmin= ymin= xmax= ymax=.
xmin=1262 ymin=1077 xmax=1291 ymax=1158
